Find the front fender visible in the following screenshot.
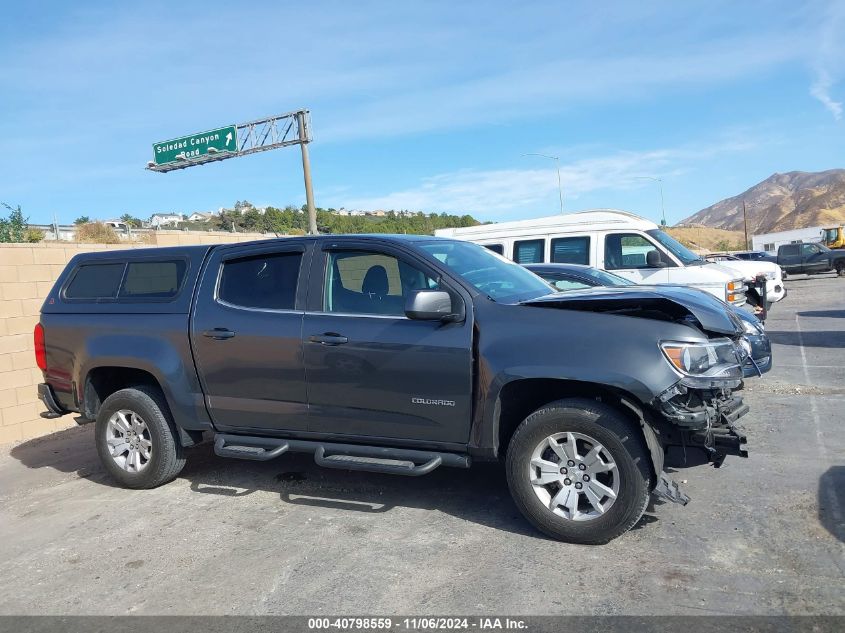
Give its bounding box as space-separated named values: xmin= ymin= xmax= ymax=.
xmin=468 ymin=301 xmax=696 ymax=455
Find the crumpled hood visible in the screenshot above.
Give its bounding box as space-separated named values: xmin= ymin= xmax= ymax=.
xmin=521 ymin=285 xmax=743 ymax=335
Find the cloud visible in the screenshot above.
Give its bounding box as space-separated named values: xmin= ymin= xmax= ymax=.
xmin=320 ymin=33 xmax=806 ymax=142
xmin=331 ymin=138 xmax=755 ymax=218
xmin=810 ymin=0 xmax=845 ymax=119
xmin=811 ymin=69 xmax=843 ymax=119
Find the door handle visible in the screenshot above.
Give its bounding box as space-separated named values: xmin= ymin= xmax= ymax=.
xmin=308 ymin=333 xmax=348 ymax=346
xmin=202 ymin=328 xmax=236 ymax=340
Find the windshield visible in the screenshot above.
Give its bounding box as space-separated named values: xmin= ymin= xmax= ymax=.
xmin=419 ymin=240 xmax=552 ymax=302
xmin=646 ymin=229 xmax=704 ymax=265
xmin=579 ymin=267 xmax=636 ymax=286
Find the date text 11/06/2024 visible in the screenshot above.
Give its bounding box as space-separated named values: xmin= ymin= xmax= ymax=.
xmin=307 ymin=618 xmax=528 ymax=630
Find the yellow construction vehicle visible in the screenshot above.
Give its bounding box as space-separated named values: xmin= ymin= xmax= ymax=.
xmin=821 ymin=225 xmax=845 ymax=249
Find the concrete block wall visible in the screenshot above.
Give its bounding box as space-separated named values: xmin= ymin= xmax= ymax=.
xmin=0 ymin=232 xmax=270 ymax=446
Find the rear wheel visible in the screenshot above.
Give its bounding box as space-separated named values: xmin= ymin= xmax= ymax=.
xmin=95 ymin=386 xmax=186 ymax=489
xmin=836 ymin=261 xmax=845 ymax=277
xmin=505 ymin=398 xmax=652 ymax=544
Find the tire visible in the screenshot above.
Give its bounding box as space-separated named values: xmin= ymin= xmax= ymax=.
xmin=95 ymin=386 xmax=186 ymax=489
xmin=836 ymin=262 xmax=845 ymax=277
xmin=505 ymin=398 xmax=652 ymax=544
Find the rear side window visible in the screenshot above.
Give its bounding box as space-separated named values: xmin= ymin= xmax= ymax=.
xmin=218 ymin=251 xmax=302 ymax=310
xmin=551 ymin=236 xmax=590 ymax=264
xmin=119 ymin=260 xmax=186 ymax=299
xmin=65 ymin=263 xmax=125 ymax=299
xmin=514 ymin=239 xmax=545 ymax=264
xmin=484 ymin=244 xmax=504 ymax=255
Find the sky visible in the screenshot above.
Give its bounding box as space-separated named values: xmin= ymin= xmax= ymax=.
xmin=1 ymin=0 xmax=843 ymax=226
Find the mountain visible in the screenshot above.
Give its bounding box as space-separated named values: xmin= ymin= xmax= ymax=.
xmin=679 ymin=170 xmax=845 ymax=234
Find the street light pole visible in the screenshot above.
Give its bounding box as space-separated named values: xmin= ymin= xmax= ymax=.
xmin=635 ymin=176 xmax=666 ymax=227
xmin=523 ymin=153 xmax=564 ymax=214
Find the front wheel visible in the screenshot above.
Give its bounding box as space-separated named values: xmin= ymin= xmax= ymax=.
xmin=505 ymin=399 xmax=652 ymax=544
xmin=836 ymin=261 xmax=845 ymax=277
xmin=95 ymin=386 xmax=186 ymax=489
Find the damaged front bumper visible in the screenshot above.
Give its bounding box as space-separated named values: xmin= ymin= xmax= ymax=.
xmin=656 ymin=384 xmax=750 ymax=469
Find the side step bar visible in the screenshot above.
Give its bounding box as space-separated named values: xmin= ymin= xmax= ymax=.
xmin=213 ymin=433 xmax=471 ymax=476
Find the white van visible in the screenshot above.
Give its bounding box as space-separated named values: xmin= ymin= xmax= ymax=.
xmin=434 ymin=209 xmax=748 ymax=306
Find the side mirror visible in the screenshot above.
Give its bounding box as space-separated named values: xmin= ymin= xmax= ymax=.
xmin=646 ymin=249 xmax=668 ymax=268
xmin=405 ymin=290 xmax=455 ymax=321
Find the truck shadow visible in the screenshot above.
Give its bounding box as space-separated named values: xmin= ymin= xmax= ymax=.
xmin=818 ymin=466 xmax=845 ymax=543
xmin=797 ymin=310 xmax=845 ymax=319
xmin=766 ymin=330 xmax=845 ymax=348
xmin=9 ymin=426 xmax=662 ymax=541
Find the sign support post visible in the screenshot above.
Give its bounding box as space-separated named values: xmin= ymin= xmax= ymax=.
xmin=298 ymin=110 xmax=317 ymax=235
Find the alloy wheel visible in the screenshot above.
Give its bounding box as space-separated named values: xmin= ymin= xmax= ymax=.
xmin=528 ymin=431 xmax=620 ymax=521
xmin=106 ymin=409 xmax=152 ymax=473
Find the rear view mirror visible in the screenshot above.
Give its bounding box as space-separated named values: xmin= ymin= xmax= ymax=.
xmin=405 ymin=290 xmax=454 ymax=321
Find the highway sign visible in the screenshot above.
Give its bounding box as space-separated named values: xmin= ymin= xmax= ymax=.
xmin=152 ymin=125 xmax=237 ymax=166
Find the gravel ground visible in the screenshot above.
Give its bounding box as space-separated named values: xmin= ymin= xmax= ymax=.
xmin=0 ymin=273 xmax=842 ymax=616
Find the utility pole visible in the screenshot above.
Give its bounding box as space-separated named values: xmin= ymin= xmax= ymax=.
xmin=522 ymin=153 xmax=564 ymax=214
xmin=298 ymin=110 xmax=317 ymax=235
xmin=742 ymin=201 xmax=749 ymax=249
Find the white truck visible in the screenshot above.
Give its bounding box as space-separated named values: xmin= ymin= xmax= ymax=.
xmin=703 ymin=254 xmax=785 ymax=306
xmin=434 ymin=210 xmax=748 ymax=307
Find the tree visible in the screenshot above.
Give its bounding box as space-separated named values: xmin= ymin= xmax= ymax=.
xmin=74 ymin=215 xmax=90 ymax=225
xmin=219 ymin=210 xmax=240 ymax=232
xmin=119 ymin=213 xmax=142 ymax=228
xmin=263 ymin=207 xmax=290 ymax=236
xmin=0 ymin=202 xmax=42 ymax=243
xmin=239 ymin=209 xmax=265 ymax=232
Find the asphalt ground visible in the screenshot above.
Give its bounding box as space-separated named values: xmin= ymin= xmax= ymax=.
xmin=0 ymin=273 xmax=842 ymax=616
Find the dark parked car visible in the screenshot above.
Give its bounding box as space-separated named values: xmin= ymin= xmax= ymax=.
xmin=725 ymin=251 xmax=787 ymax=279
xmin=732 ymin=251 xmax=777 ymax=263
xmin=37 ymin=236 xmax=752 ymax=544
xmin=525 ymin=263 xmax=772 ymax=377
xmin=777 ymin=242 xmax=845 ymax=276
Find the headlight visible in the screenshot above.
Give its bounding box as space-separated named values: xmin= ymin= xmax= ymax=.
xmin=742 ymin=318 xmax=762 ymax=335
xmin=660 ymin=338 xmax=743 ymax=388
xmin=726 ymin=280 xmax=746 ymax=304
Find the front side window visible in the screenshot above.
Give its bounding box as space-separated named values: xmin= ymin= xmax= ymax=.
xmin=538 ymin=274 xmax=593 ymax=292
xmin=551 ymin=236 xmax=590 ymax=264
xmin=65 ymin=263 xmax=125 ymax=299
xmin=578 ymin=267 xmax=635 ymax=286
xmin=324 ymin=251 xmax=439 ymax=316
xmin=646 ymin=229 xmax=701 ymax=265
xmin=119 ymin=260 xmax=186 ymax=299
xmin=218 ymin=251 xmax=302 ymax=310
xmin=801 ymin=243 xmax=820 ymax=256
xmin=513 ymin=239 xmax=545 ymax=264
xmin=419 ymin=240 xmax=551 ymax=303
xmin=605 ymin=233 xmax=673 ymax=270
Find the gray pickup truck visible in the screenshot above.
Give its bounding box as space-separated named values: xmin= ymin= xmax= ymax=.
xmin=36 ymin=235 xmax=751 ymax=544
xmin=777 ymin=242 xmax=845 ymax=276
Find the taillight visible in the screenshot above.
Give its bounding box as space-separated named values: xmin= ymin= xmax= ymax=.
xmin=34 ymin=323 xmax=47 ymax=371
